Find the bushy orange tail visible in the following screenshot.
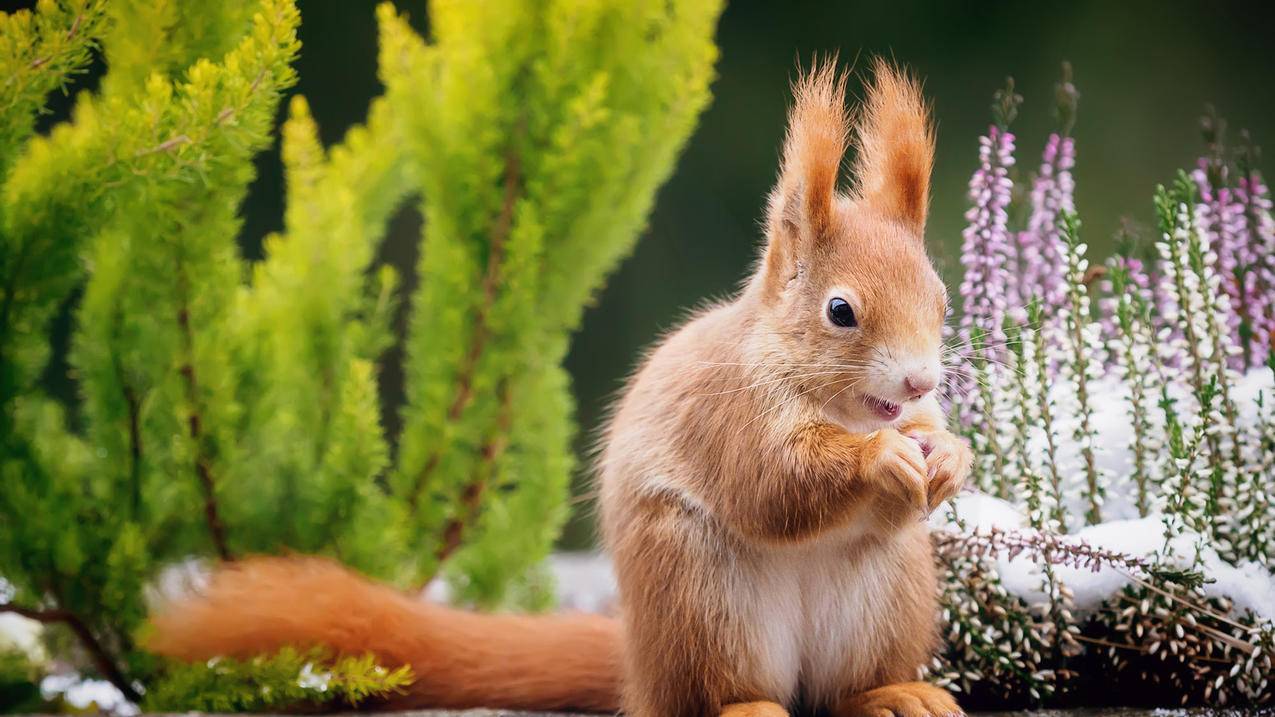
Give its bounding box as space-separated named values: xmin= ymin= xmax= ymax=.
xmin=145 ymin=556 xmax=622 ymax=712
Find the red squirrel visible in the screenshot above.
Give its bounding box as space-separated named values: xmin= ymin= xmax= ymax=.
xmin=146 ymin=59 xmax=973 ymax=717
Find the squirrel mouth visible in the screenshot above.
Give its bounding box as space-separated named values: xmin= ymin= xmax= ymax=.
xmin=861 ymin=393 xmax=903 ymax=421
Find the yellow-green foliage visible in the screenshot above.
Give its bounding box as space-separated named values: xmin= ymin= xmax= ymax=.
xmin=143 ymin=648 xmax=414 ymax=713
xmin=222 ymin=92 xmax=411 ymax=576
xmin=1 ymin=0 xmax=302 ymax=700
xmin=0 ymin=0 xmax=105 ymax=181
xmin=0 ymin=0 xmax=720 ymax=704
xmin=384 ymin=0 xmax=722 ymax=603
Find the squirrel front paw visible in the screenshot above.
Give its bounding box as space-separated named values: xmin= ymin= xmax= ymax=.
xmin=910 ymin=430 xmax=972 ymax=513
xmin=861 ymin=429 xmax=928 ymax=515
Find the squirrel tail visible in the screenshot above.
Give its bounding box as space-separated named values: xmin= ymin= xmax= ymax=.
xmin=145 ymin=555 xmax=623 ymax=712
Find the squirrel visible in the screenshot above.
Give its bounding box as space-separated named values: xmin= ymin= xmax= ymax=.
xmin=145 ymin=58 xmax=973 ymax=717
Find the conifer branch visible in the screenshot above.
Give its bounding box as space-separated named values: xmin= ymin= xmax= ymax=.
xmin=23 ymin=10 xmax=83 ymax=70
xmin=0 ymin=602 xmax=141 ymax=702
xmin=134 ymin=134 xmax=191 ymax=157
xmin=2 ymin=1 xmax=295 ymax=403
xmin=0 ymin=243 xmax=27 ymax=373
xmin=1 ymin=3 xmax=102 ymax=108
xmin=64 ymin=10 xmax=84 ymax=42
xmin=428 ymin=378 xmax=514 ymax=582
xmin=109 ymin=322 xmax=144 ymax=517
xmin=176 ymin=286 xmax=232 ymax=561
xmin=407 ymin=149 xmax=523 ymax=516
xmin=124 ymin=379 xmax=143 ymax=515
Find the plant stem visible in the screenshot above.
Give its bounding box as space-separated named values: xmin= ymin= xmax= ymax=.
xmin=174 ymin=258 xmax=232 ymax=562
xmin=0 ymin=603 xmax=141 ymax=702
xmin=407 ymin=150 xmax=522 ymax=516
xmin=427 ymin=377 xmax=514 ymax=584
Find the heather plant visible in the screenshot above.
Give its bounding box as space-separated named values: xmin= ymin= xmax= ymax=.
xmin=939 ymin=65 xmax=1275 ymax=707
xmin=1104 ymin=254 xmax=1161 ymax=516
xmin=954 ymin=79 xmax=1018 ymax=435
xmin=0 ymin=0 xmax=720 ymax=709
xmin=932 ymin=510 xmax=1058 ymax=703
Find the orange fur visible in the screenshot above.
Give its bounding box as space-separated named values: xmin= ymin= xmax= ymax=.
xmin=767 ymin=58 xmax=851 ymax=246
xmin=600 ymin=58 xmax=969 ymax=716
xmin=851 ymin=59 xmax=935 ymax=235
xmin=145 ymin=58 xmax=971 ymax=717
xmin=837 ymin=681 xmax=961 ymax=717
xmin=145 ymin=556 xmax=621 ymax=712
xmin=722 ymin=701 xmax=791 ymax=717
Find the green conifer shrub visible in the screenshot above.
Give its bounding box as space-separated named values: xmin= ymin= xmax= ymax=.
xmin=142 ymin=648 xmax=415 ymax=713
xmin=0 ymin=0 xmax=721 ymax=705
xmin=381 ymin=1 xmax=721 ymax=601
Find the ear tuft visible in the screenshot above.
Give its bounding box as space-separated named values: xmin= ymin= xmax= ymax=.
xmin=851 ymin=59 xmax=935 ymax=235
xmin=766 ymin=57 xmax=851 ymax=244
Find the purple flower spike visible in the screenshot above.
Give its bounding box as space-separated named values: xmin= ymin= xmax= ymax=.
xmin=1193 ymin=161 xmax=1254 ymax=369
xmin=955 ymin=125 xmax=1017 ymax=425
xmin=958 ymin=125 xmax=1017 ymax=348
xmin=1018 ymin=134 xmax=1076 ymax=320
xmin=1235 ymin=171 xmax=1275 ymax=365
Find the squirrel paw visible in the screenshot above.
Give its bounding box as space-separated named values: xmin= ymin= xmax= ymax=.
xmin=836 ymin=681 xmax=962 ymax=717
xmin=862 ymin=429 xmax=928 ymax=515
xmin=912 ymin=430 xmax=972 ymax=514
xmin=720 ymin=701 xmax=789 ymax=717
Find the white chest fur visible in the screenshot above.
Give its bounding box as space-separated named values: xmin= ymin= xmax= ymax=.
xmin=726 ymin=524 xmax=920 ymax=708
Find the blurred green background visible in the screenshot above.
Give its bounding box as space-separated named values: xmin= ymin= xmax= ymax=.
xmin=9 ymin=0 xmax=1274 ymax=547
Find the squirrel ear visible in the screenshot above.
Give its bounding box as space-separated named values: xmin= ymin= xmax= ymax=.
xmin=851 ymin=59 xmax=934 ymax=236
xmin=765 ymin=59 xmax=850 ymax=265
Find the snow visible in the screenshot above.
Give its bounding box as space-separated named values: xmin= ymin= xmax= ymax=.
xmin=0 ymin=613 xmax=45 ymax=664
xmin=547 ymin=433 xmax=1275 ymax=625
xmin=934 ymin=492 xmax=1275 ymax=623
xmin=40 ymin=674 xmax=137 ymax=715
xmin=925 ymin=366 xmax=1275 ymax=623
xmin=0 ymin=577 xmax=47 ymax=665
xmin=1044 ymin=367 xmax=1274 ymax=521
xmin=427 ymin=552 xmax=620 ymax=614
xmin=545 ymin=552 xmax=619 ymax=614
xmin=932 ymin=490 xmax=1025 ymax=532
xmin=1057 ymin=515 xmax=1275 ymax=618
xmin=297 ymin=662 xmax=332 ymax=692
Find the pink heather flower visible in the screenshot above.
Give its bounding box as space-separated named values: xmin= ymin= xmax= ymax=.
xmin=1099 ymin=255 xmax=1152 ymax=347
xmin=1192 ymin=161 xmax=1253 ymax=369
xmin=1235 ymin=171 xmax=1275 ymax=365
xmin=959 ymin=125 xmax=1017 ymax=346
xmin=1017 ymin=134 xmax=1075 ymax=317
xmin=955 ymin=125 xmax=1016 ymax=425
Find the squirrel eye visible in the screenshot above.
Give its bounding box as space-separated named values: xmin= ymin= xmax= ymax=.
xmin=827 ymin=297 xmax=857 ymax=328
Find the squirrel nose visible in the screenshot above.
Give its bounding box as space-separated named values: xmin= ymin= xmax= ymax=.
xmin=904 ymin=373 xmax=937 ymax=400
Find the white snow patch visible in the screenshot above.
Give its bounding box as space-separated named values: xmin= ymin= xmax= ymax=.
xmin=297 ymin=662 xmax=332 ymax=692
xmin=929 ymin=367 xmax=1275 ymax=623
xmin=40 ymin=674 xmax=138 ymax=715
xmin=0 ymin=577 xmax=46 ymax=665
xmin=0 ymin=612 xmax=45 ymax=663
xmin=936 ymin=492 xmax=1275 ymax=622
xmin=1041 ymin=368 xmax=1273 ymax=521
xmin=929 ymin=491 xmax=1026 ymax=532
xmin=425 ymin=552 xmax=619 ymax=614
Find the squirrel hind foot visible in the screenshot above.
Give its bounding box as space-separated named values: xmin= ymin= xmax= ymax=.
xmin=835 ymin=681 xmax=962 ymax=717
xmin=720 ymin=701 xmax=790 ymax=717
